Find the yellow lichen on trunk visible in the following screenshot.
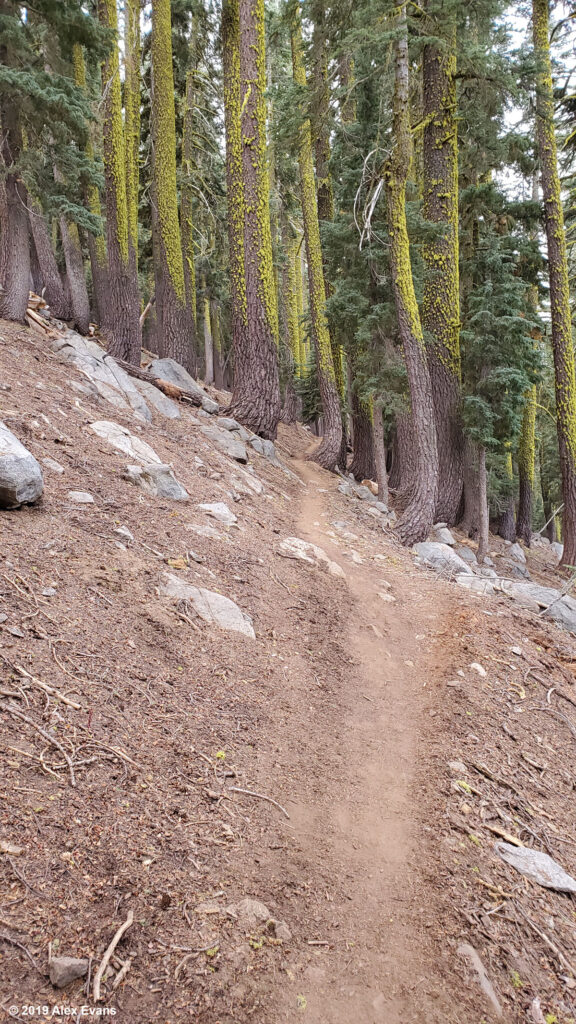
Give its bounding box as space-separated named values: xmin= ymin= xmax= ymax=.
xmin=73 ymin=43 xmax=107 ymax=270
xmin=98 ymin=0 xmax=129 ymax=266
xmin=222 ymin=0 xmax=247 ymax=330
xmin=181 ymin=64 xmax=198 ymax=326
xmin=124 ymin=0 xmax=140 ymax=259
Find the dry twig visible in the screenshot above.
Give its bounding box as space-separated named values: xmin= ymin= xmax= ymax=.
xmin=93 ymin=910 xmax=134 ymax=1002
xmin=228 ymin=786 xmax=290 ymax=819
xmin=2 ymin=704 xmax=76 ymax=786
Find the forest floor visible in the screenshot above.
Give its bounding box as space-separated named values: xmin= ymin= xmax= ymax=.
xmin=1 ymin=319 xmax=576 ymax=1024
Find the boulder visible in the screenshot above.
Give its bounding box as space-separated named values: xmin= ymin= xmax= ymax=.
xmin=161 ymin=574 xmax=255 ymax=637
xmin=200 ymin=424 xmax=248 ymax=463
xmin=89 ymin=420 xmax=162 ymax=464
xmin=454 ymin=545 xmax=477 ymax=564
xmin=198 ymin=502 xmax=238 ymax=526
xmin=495 ymin=842 xmax=576 ymax=894
xmin=53 ymin=332 xmax=151 ymax=423
xmin=277 ymin=536 xmax=345 ymax=578
xmin=147 ymin=358 xmax=218 ymax=414
xmin=216 ymin=416 xmax=242 ymax=432
xmin=413 ymin=542 xmax=474 ymax=576
xmin=431 ymin=526 xmax=456 ymax=546
xmin=496 ymin=580 xmax=576 ymax=632
xmin=250 ymin=437 xmax=281 ymax=465
xmin=122 ymin=464 xmax=188 ymax=500
xmin=230 ymin=469 xmax=264 ymax=496
xmin=455 ymin=575 xmax=495 ymax=596
xmin=133 ymin=378 xmax=181 ymax=420
xmin=0 ymin=423 xmax=44 ymax=508
xmin=49 ymin=956 xmax=89 ymax=988
xmin=509 ymin=542 xmax=526 ymax=564
xmin=551 ymin=541 xmax=564 ymax=563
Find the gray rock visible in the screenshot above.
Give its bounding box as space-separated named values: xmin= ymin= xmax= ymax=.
xmin=230 ymin=469 xmax=264 ymax=496
xmin=0 ymin=422 xmax=44 ymax=508
xmin=374 ymin=501 xmax=389 ymax=513
xmin=454 ymin=545 xmax=477 ymax=564
xmin=432 ymin=525 xmax=456 ymax=546
xmin=114 ymin=526 xmax=134 ymax=542
xmin=68 ymin=491 xmax=94 ymax=504
xmin=476 ymin=567 xmax=498 ymax=578
xmin=413 ymin=542 xmax=474 ymax=577
xmin=484 ymin=556 xmax=495 ymax=567
xmin=455 ymin=575 xmax=495 ymax=596
xmin=551 ymin=541 xmax=564 ymax=563
xmin=503 ymin=560 xmax=531 ymax=580
xmin=161 ymin=574 xmax=255 ymax=637
xmin=53 ymin=332 xmax=151 ymax=423
xmin=216 ymin=416 xmax=241 ymax=432
xmin=354 ymin=484 xmax=379 ymax=503
xmin=42 ymin=457 xmax=65 ymax=475
xmin=338 ymin=480 xmax=354 ymax=497
xmin=133 ymin=378 xmax=181 ymax=420
xmin=270 ymin=920 xmax=292 ymax=942
xmin=122 ymin=464 xmax=188 ymax=500
xmin=496 ymin=580 xmax=576 ymax=632
xmin=148 ymin=358 xmax=218 ymax=414
xmin=89 ymin=420 xmax=162 ymax=464
xmin=42 ymin=587 xmax=57 ymax=597
xmin=226 ymin=897 xmax=271 ymax=929
xmin=495 ymin=841 xmax=576 ymax=894
xmin=509 ymin=542 xmax=526 ymax=564
xmin=198 ymin=502 xmax=238 ymax=526
xmin=278 ymin=536 xmax=345 ymax=578
xmin=457 ymin=944 xmax=502 ymax=1018
xmin=49 ymin=956 xmax=89 ymax=988
xmin=250 ymin=436 xmax=280 ymax=465
xmin=237 ymin=426 xmax=252 ymax=442
xmin=200 ymin=424 xmax=248 ymax=463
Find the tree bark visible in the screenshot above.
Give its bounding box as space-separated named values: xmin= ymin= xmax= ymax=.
xmin=384 ymin=3 xmax=438 ymax=544
xmin=516 ymin=385 xmax=532 ymax=544
xmin=533 ymin=0 xmax=576 ymax=569
xmin=476 ymin=444 xmax=489 ymax=563
xmin=422 ymin=27 xmax=464 ymax=525
xmin=349 ymin=392 xmax=376 ymax=481
xmin=227 ymin=0 xmax=281 ymax=438
xmin=373 ymin=400 xmax=389 ymax=506
xmin=460 ymin=436 xmax=479 ymax=538
xmin=290 ymin=5 xmax=342 ymax=468
xmin=150 ymin=0 xmax=196 ymax=370
xmin=59 ymin=219 xmax=90 ymax=334
xmin=181 ymin=28 xmax=198 ymax=339
xmin=27 ymin=201 xmax=70 ymax=319
xmin=202 ymin=281 xmax=215 ymax=385
xmin=0 ymin=82 xmax=29 ymax=322
xmin=98 ymin=0 xmax=140 ymax=363
xmin=497 ymin=450 xmax=516 ymax=541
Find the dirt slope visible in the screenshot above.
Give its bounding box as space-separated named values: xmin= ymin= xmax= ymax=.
xmin=1 ymin=320 xmax=576 ymax=1024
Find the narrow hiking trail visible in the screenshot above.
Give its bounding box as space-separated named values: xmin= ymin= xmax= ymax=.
xmin=262 ymin=455 xmax=465 ymax=1023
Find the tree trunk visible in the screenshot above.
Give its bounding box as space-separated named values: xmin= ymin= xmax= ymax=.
xmin=59 ymin=220 xmax=90 ymax=334
xmin=98 ymin=0 xmax=140 ymax=363
xmin=373 ymin=400 xmax=389 ymax=506
xmin=280 ymin=219 xmax=300 ymax=423
xmin=211 ymin=301 xmax=224 ymax=388
xmin=182 ymin=54 xmax=198 ymax=339
xmin=497 ymin=450 xmax=516 ymax=541
xmin=476 ymin=444 xmax=489 ymax=563
xmin=539 ymin=441 xmax=557 ymax=542
xmin=0 ymin=92 xmax=29 ymax=322
xmin=533 ymin=0 xmax=576 ymax=569
xmin=203 ymin=281 xmax=214 ymax=385
xmin=422 ymin=27 xmax=464 ymax=525
xmin=384 ymin=4 xmax=438 ymax=544
xmin=460 ymin=436 xmax=479 ymax=538
xmin=349 ymin=392 xmax=375 ymax=481
xmin=290 ymin=5 xmax=342 ymax=468
xmin=72 ymin=43 xmax=109 ymax=324
xmin=512 ymin=385 xmax=537 ymax=544
xmin=27 ymin=201 xmax=69 ymax=319
xmin=227 ymin=0 xmax=281 ymax=438
xmin=124 ymin=0 xmax=140 ymax=266
xmin=150 ymin=0 xmax=195 ymax=370
xmin=222 ymin=0 xmax=248 ymax=387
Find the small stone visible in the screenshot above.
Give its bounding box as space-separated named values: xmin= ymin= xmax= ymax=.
xmin=470 ymin=662 xmax=487 ymax=677
xmin=68 ymin=491 xmax=94 ymax=504
xmin=509 ymin=542 xmax=526 ymax=564
xmin=198 ymin=502 xmax=238 ymax=526
xmin=225 ymin=897 xmax=271 ymax=929
xmin=114 ymin=526 xmax=134 ymax=542
xmin=511 ymin=646 xmax=522 ymax=657
xmin=378 ymin=591 xmax=396 ymax=603
xmin=448 ymin=760 xmax=468 ymax=776
xmin=0 ymin=613 xmax=7 ymax=623
xmin=42 ymin=457 xmax=65 ymax=475
xmin=42 ymin=587 xmax=57 ymax=597
xmin=49 ymin=956 xmax=89 ymax=988
xmin=271 ymin=920 xmax=292 ymax=942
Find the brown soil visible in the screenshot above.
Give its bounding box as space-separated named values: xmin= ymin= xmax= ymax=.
xmin=1 ymin=320 xmax=576 ymax=1024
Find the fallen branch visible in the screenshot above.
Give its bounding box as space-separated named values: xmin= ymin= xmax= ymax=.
xmin=2 ymin=704 xmax=76 ymax=786
xmin=111 ymin=956 xmax=133 ymax=991
xmin=109 ymin=356 xmax=206 ymax=408
xmin=11 ymin=662 xmax=82 ymax=710
xmin=93 ymin=910 xmax=134 ymax=1002
xmin=514 ymin=903 xmax=576 ymax=977
xmin=228 ymin=786 xmax=290 ymax=820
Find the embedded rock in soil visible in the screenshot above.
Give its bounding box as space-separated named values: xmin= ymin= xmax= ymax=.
xmin=454 ymin=575 xmax=495 ymax=596
xmin=49 ymin=956 xmax=89 ymax=988
xmin=200 ymin=424 xmax=248 ymax=463
xmin=147 ymin=358 xmax=218 ymax=414
xmin=413 ymin=542 xmax=474 ymax=577
xmin=226 ymin=897 xmax=271 ymax=929
xmin=133 ymin=378 xmax=181 ymax=420
xmin=509 ymin=542 xmax=526 ymax=564
xmin=161 ymin=574 xmax=255 ymax=637
xmin=198 ymin=502 xmax=238 ymax=526
xmin=122 ymin=464 xmax=188 ymax=501
xmin=551 ymin=541 xmax=564 ymax=563
xmin=495 ymin=842 xmax=576 ymax=893
xmin=68 ymin=491 xmax=94 ymax=504
xmin=42 ymin=457 xmax=65 ymax=475
xmin=216 ymin=416 xmax=243 ymax=432
xmin=431 ymin=524 xmax=456 ymax=546
xmin=0 ymin=422 xmax=44 ymax=508
xmin=457 ymin=944 xmax=502 ymax=1017
xmin=250 ymin=437 xmax=280 ymax=465
xmin=53 ymin=332 xmax=151 ymax=423
xmin=278 ymin=536 xmax=345 ymax=578
xmin=454 ymin=545 xmax=477 ymax=564
xmin=497 ymin=580 xmax=576 ymax=633
xmin=90 ymin=420 xmax=162 ymax=465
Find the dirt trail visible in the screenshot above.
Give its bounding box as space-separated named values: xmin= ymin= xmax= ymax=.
xmin=266 ymin=457 xmax=461 ymax=1023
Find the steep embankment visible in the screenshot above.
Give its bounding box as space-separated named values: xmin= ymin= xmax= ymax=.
xmin=1 ymin=321 xmax=576 ymax=1024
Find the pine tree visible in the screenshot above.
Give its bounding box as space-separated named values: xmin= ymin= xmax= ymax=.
xmin=532 ymin=0 xmax=576 ymax=569
xmin=290 ymin=0 xmax=342 ymax=469
xmin=98 ymin=0 xmax=140 ymax=361
xmin=384 ymin=2 xmax=438 ymax=544
xmin=150 ymin=0 xmax=196 ymax=369
xmin=227 ymin=0 xmax=281 ymax=438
